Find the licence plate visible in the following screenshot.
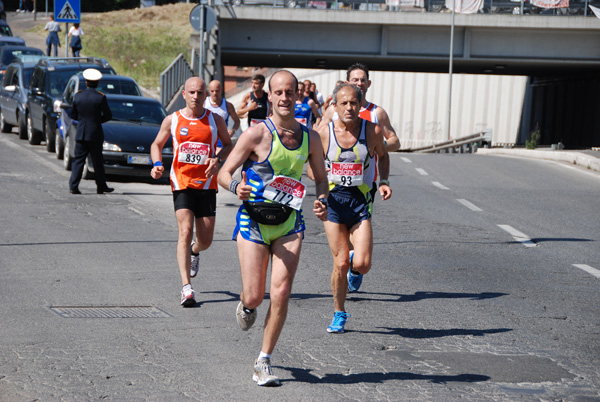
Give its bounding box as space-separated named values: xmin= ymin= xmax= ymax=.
xmin=127 ymin=155 xmax=152 ymax=165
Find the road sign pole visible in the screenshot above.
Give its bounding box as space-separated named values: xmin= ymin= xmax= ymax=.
xmin=199 ymin=5 xmax=205 ymax=81
xmin=65 ymin=23 xmax=69 ymax=57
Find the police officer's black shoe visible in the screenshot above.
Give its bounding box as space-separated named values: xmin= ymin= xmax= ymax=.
xmin=97 ymin=187 xmax=114 ymax=194
xmin=70 ymin=188 xmax=81 ymax=195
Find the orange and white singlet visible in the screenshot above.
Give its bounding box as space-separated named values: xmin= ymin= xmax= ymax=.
xmin=169 ymin=109 xmax=219 ymax=191
xmin=358 ymin=102 xmax=379 ymax=124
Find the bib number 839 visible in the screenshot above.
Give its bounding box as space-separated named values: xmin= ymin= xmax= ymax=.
xmin=184 ymin=153 xmax=204 ymax=164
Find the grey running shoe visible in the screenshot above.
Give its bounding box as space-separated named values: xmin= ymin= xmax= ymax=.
xmin=190 ymin=242 xmax=200 ymax=278
xmin=236 ymin=301 xmax=257 ymax=331
xmin=253 ymin=358 xmax=281 ymax=386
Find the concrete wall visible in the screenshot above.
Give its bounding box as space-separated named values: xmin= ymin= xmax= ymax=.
xmin=228 ymin=68 xmax=528 ymax=149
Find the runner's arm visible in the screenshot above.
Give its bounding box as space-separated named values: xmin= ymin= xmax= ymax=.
xmin=314 ymin=103 xmax=334 ymax=131
xmin=226 ymin=101 xmax=241 ymax=136
xmin=308 ymin=130 xmax=329 ymax=221
xmin=376 ymin=107 xmax=400 ymax=152
xmin=150 ymin=114 xmax=173 ymax=180
xmin=205 ymin=114 xmax=232 ymax=178
xmin=373 ymin=125 xmax=392 ymax=201
xmin=236 ymin=93 xmax=254 ymax=118
xmin=217 ymin=126 xmax=262 ymax=200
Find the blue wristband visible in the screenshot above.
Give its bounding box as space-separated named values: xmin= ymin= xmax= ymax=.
xmin=153 ymin=161 xmax=163 ymax=167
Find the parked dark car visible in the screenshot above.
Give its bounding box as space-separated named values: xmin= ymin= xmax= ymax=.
xmin=0 ymin=59 xmax=37 ymax=138
xmin=0 ymin=46 xmax=44 ymax=79
xmin=60 ymin=94 xmax=172 ymax=179
xmin=54 ymin=74 xmax=143 ymax=158
xmin=0 ymin=36 xmax=26 ymax=46
xmin=25 ymin=57 xmax=115 ymax=149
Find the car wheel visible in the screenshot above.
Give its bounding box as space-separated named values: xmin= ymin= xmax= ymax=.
xmin=27 ymin=114 xmax=42 ymax=145
xmin=55 ymin=128 xmax=64 ymax=159
xmin=63 ymin=135 xmax=72 ymax=171
xmin=45 ymin=119 xmax=55 ymax=152
xmin=18 ymin=112 xmax=27 ymax=139
xmin=82 ymin=159 xmax=95 ymax=180
xmin=0 ymin=110 xmax=13 ymax=133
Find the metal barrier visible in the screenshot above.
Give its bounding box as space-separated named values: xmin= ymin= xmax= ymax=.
xmin=160 ymin=54 xmax=193 ymax=107
xmin=412 ymin=129 xmax=492 ymax=153
xmin=230 ymin=0 xmax=600 ymax=15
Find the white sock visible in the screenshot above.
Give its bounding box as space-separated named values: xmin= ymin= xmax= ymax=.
xmin=258 ymin=351 xmax=271 ymax=361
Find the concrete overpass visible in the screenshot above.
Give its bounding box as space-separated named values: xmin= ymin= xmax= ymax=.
xmin=216 ymin=8 xmax=600 ymax=76
xmin=184 ymin=7 xmax=600 ymax=148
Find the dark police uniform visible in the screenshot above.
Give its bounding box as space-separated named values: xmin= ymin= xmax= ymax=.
xmin=68 ymin=71 xmax=113 ymax=194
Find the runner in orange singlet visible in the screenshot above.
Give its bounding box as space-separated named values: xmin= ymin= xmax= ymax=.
xmin=151 ymin=77 xmax=232 ymax=307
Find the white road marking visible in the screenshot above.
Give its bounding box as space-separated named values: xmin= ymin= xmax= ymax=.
xmin=128 ymin=207 xmax=145 ymax=216
xmin=457 ymin=199 xmax=483 ymax=212
xmin=416 ymin=168 xmax=428 ymax=176
xmin=400 ymin=157 xmax=412 ymax=163
xmin=432 ymin=181 xmax=450 ymax=190
xmin=497 ymin=224 xmax=537 ymax=247
xmin=572 ymin=264 xmax=600 ymax=279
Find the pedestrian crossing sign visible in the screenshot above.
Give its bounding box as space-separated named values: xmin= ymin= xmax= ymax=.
xmin=55 ymin=0 xmax=80 ymax=23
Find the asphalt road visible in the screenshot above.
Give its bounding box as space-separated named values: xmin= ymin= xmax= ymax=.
xmin=0 ymin=130 xmax=599 ymax=401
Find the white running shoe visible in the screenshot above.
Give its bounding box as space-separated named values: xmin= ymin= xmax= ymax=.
xmin=190 ymin=242 xmax=200 ymax=278
xmin=180 ymin=285 xmax=196 ymax=307
xmin=236 ymin=301 xmax=257 ymax=331
xmin=253 ymin=358 xmax=281 ymax=386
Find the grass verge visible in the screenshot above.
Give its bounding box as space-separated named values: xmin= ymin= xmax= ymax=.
xmin=28 ymin=4 xmax=194 ymax=94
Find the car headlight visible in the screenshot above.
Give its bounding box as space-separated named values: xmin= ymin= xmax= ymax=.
xmin=103 ymin=142 xmax=122 ymax=152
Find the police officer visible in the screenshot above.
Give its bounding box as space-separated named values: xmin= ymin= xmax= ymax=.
xmin=69 ymin=68 xmax=114 ymax=195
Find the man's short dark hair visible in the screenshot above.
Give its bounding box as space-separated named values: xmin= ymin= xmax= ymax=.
xmin=86 ymin=80 xmax=99 ymax=89
xmin=346 ymin=63 xmax=369 ymax=81
xmin=252 ymin=74 xmax=265 ymax=84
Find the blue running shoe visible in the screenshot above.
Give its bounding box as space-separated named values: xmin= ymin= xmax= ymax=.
xmin=347 ymin=251 xmax=363 ymax=292
xmin=327 ymin=311 xmax=350 ymax=333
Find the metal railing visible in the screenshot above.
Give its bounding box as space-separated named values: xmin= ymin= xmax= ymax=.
xmin=160 ymin=54 xmax=193 ymax=107
xmin=230 ymin=0 xmax=599 ymax=16
xmin=412 ymin=129 xmax=492 ymax=153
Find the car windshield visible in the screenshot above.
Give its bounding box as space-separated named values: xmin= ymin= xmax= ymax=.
xmin=48 ymin=68 xmax=112 ymax=98
xmin=0 ymin=26 xmax=11 ymax=37
xmin=97 ymin=80 xmax=141 ymax=96
xmin=2 ymin=49 xmax=43 ymax=65
xmin=107 ymin=99 xmax=166 ymax=125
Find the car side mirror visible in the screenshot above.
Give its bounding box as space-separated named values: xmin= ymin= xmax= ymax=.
xmin=60 ymin=101 xmax=72 ymax=110
xmin=30 ymin=87 xmax=42 ymax=96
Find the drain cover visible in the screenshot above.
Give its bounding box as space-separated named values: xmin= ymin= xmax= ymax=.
xmin=50 ymin=306 xmax=172 ymax=318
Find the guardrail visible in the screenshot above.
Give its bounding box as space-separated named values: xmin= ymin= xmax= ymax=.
xmin=160 ymin=54 xmax=193 ymax=107
xmin=411 ymin=129 xmax=492 ymax=153
xmin=230 ymin=0 xmax=599 ymax=15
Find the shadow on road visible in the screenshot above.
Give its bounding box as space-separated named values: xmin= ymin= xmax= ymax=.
xmin=350 ymin=327 xmax=512 ymax=338
xmin=348 ymin=291 xmax=509 ymax=303
xmin=281 ymin=366 xmax=491 ymax=384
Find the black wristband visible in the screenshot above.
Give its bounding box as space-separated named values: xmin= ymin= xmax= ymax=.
xmin=229 ymin=179 xmax=240 ymax=195
xmin=318 ymin=197 xmax=328 ymax=207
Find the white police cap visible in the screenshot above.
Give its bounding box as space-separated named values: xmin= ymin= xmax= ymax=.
xmin=83 ymin=68 xmax=102 ymax=81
